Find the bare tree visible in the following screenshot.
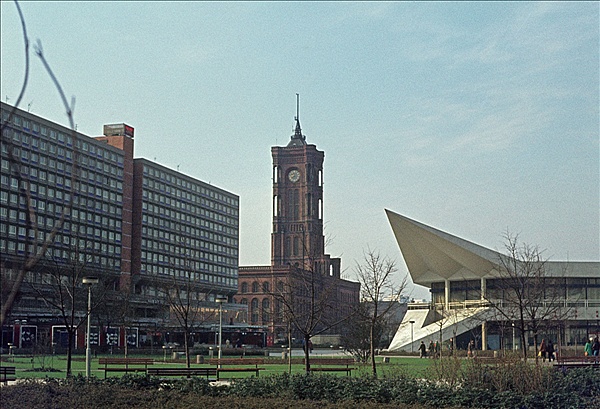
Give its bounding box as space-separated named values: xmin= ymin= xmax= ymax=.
xmin=161 ymin=245 xmax=216 ymax=369
xmin=340 ymin=302 xmax=376 ymax=364
xmin=26 ymin=247 xmax=107 ymax=376
xmin=272 ymin=262 xmax=351 ymax=373
xmin=1 ymin=0 xmax=80 ymax=326
xmin=485 ymin=232 xmax=571 ymax=362
xmin=354 ymin=249 xmax=407 ymax=377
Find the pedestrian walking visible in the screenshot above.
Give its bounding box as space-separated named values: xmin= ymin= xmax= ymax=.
xmin=419 ymin=341 xmax=427 ymax=358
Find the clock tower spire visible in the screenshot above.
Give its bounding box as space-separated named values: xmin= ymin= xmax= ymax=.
xmin=271 ymin=95 xmax=332 ymax=273
xmin=288 ymin=93 xmax=306 ymax=147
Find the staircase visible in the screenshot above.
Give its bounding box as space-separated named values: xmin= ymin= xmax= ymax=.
xmin=386 ymin=306 xmax=491 ymax=352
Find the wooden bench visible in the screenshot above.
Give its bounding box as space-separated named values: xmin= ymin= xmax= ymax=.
xmin=554 ymin=356 xmax=600 ymax=370
xmin=208 ymin=358 xmax=265 ymax=377
xmin=307 ymin=358 xmax=356 ymax=376
xmin=0 ymin=366 xmax=16 ymax=385
xmin=473 ymin=357 xmax=513 ymax=365
xmin=147 ymin=367 xmax=218 ymax=380
xmin=98 ymin=357 xmax=154 ymax=378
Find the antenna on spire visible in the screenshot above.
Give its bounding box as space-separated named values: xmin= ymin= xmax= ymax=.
xmin=288 ymin=93 xmax=306 ymax=146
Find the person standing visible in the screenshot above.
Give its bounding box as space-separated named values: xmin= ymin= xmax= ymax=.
xmin=539 ymin=339 xmax=547 ymax=362
xmin=592 ymin=337 xmax=600 ymax=357
xmin=547 ymin=340 xmax=555 ymax=362
xmin=584 ymin=338 xmax=593 ymax=357
xmin=467 ymin=340 xmax=475 ymax=358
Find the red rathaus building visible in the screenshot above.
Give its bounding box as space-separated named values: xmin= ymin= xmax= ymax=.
xmin=235 ymin=97 xmax=360 ymax=346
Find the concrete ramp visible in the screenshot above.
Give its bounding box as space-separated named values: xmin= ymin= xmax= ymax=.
xmin=386 ymin=307 xmax=491 ymax=352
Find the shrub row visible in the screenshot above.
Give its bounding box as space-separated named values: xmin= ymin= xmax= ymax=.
xmin=1 ymin=366 xmax=598 ymax=409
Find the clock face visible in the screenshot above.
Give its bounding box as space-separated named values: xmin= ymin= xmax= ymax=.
xmin=288 ymin=169 xmax=301 ymax=183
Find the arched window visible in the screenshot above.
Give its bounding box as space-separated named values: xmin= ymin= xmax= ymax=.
xmin=262 ymin=281 xmax=270 ymax=293
xmin=251 ymin=298 xmax=259 ymax=323
xmin=261 ymin=298 xmax=270 ymax=323
xmin=252 ymin=281 xmax=259 ymax=293
xmin=241 ymin=282 xmax=248 ymax=293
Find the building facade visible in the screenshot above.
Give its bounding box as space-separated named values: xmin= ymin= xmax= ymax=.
xmin=385 ymin=209 xmax=600 ymax=353
xmin=1 ymin=102 xmax=240 ymax=350
xmin=236 ymin=108 xmax=360 ymax=346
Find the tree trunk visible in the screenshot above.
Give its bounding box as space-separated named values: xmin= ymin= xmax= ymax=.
xmin=185 ymin=331 xmax=191 ymax=369
xmin=370 ymin=321 xmax=377 ymax=378
xmin=66 ymin=330 xmax=74 ymax=377
xmin=303 ymin=334 xmax=311 ymax=374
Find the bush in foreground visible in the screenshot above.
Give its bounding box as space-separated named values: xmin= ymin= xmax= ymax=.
xmin=1 ymin=367 xmax=598 ymax=409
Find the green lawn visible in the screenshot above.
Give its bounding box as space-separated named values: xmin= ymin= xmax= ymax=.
xmin=1 ymin=354 xmax=434 ymax=379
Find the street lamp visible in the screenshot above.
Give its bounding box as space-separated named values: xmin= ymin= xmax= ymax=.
xmin=83 ymin=277 xmax=99 ymax=378
xmin=216 ymin=297 xmax=227 ymax=366
xmin=409 ymin=320 xmax=415 ymax=353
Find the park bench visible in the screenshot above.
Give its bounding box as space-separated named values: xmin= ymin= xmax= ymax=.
xmin=147 ymin=367 xmax=218 ymax=380
xmin=554 ymin=356 xmax=599 ymax=370
xmin=98 ymin=357 xmax=154 ymax=378
xmin=472 ymin=356 xmax=519 ymax=365
xmin=208 ymin=358 xmax=265 ymax=377
xmin=306 ymin=358 xmax=356 ymax=376
xmin=0 ymin=366 xmax=16 ymax=385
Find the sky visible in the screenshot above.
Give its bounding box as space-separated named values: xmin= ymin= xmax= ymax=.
xmin=1 ymin=2 xmax=598 ymax=300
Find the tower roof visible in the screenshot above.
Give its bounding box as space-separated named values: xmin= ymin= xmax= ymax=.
xmin=287 ymin=93 xmax=306 ymax=147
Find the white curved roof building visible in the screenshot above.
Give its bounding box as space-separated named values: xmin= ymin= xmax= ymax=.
xmin=385 ymin=209 xmax=599 ymax=352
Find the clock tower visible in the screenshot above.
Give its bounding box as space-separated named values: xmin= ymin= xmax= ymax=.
xmin=236 ymin=96 xmax=359 ymax=346
xmin=271 ymin=98 xmax=331 ymax=273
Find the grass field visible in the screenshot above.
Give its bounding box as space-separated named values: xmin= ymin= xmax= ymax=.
xmin=0 ymin=353 xmax=433 ymax=379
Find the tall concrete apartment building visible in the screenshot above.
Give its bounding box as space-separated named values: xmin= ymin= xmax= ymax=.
xmin=236 ymin=109 xmax=360 ymax=346
xmin=1 ymin=102 xmax=239 ymax=349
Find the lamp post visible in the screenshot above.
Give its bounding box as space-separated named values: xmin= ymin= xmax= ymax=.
xmin=409 ymin=320 xmax=415 ymax=353
xmin=83 ymin=277 xmax=99 ymax=378
xmin=216 ymin=297 xmax=227 ymax=367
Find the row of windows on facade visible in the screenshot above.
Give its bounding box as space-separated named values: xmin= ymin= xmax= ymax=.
xmin=141 ymin=213 xmax=237 ymax=239
xmin=5 ymin=141 xmax=124 ymax=178
xmin=142 ymin=177 xmax=239 ymax=214
xmin=240 ymin=281 xmax=273 ymax=294
xmin=239 ymin=298 xmax=333 ymax=325
xmin=143 ymin=165 xmax=238 ymax=207
xmin=1 ymin=201 xmax=124 ymax=236
xmin=142 ymin=225 xmax=238 ymax=249
xmin=140 ymin=250 xmax=236 ymax=270
xmin=0 ymin=242 xmax=122 ymax=270
xmin=272 ymin=191 xmax=323 ymax=219
xmin=2 ymin=114 xmax=125 ymax=165
xmin=2 ymin=182 xmax=123 ymax=211
xmin=140 ymin=239 xmax=237 ymax=261
xmin=238 ymin=297 xmax=273 ymax=324
xmin=133 ymin=285 xmax=218 ymax=300
xmin=2 ymin=195 xmax=123 ymax=223
xmin=239 ymin=281 xmax=341 ymax=299
xmin=0 ymin=164 xmax=125 ymax=194
xmin=2 ymin=221 xmax=122 ymax=249
xmin=142 ymin=198 xmax=238 ymax=231
xmin=1 ymin=163 xmax=123 ymax=195
xmin=430 ymin=279 xmax=600 ymax=304
xmin=139 ymin=265 xmax=237 ymax=287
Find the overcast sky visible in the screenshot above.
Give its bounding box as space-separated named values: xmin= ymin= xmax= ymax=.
xmin=2 ymin=2 xmax=598 ymax=300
